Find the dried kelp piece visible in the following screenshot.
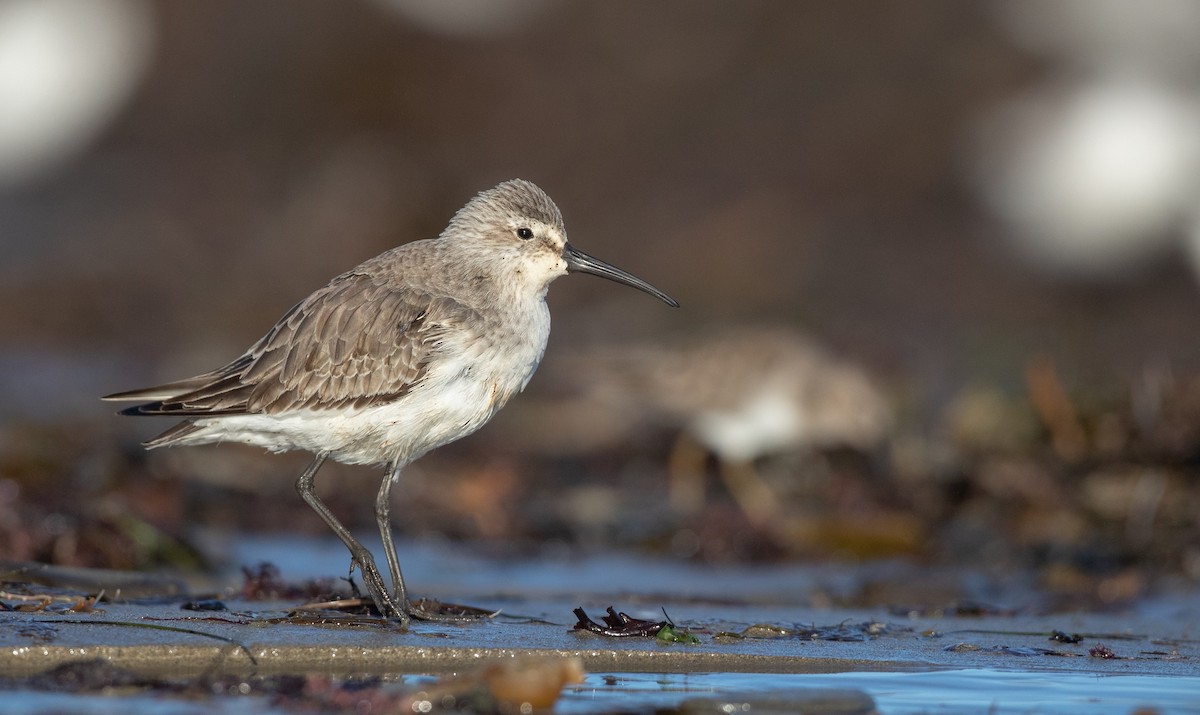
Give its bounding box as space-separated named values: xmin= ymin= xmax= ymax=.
xmin=290 ymin=596 xmax=497 ymax=621
xmin=1049 ymin=630 xmax=1083 ymax=643
xmin=409 ymin=598 xmax=499 ymax=620
xmin=289 ymin=596 xmax=376 ymax=615
xmin=573 ymin=606 xmax=665 ymax=637
xmin=240 ymin=563 xmax=346 ymax=602
xmin=242 ymin=563 xmax=496 ymax=620
xmin=572 ymin=606 xmax=698 ymax=643
xmin=180 ymin=599 xmax=227 ymax=612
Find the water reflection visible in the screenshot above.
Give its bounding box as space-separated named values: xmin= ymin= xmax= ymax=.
xmin=561 ymin=670 xmax=1200 ymax=714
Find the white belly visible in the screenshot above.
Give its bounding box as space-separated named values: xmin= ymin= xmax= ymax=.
xmin=182 ymin=305 xmax=551 ymax=467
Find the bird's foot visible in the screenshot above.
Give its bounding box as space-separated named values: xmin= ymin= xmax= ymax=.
xmin=353 ymin=571 xmax=494 ymax=624
xmin=347 ymin=553 xmax=412 ymax=624
xmin=349 ymin=552 xmax=494 ymax=624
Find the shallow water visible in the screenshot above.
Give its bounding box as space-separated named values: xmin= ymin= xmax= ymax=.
xmin=220 ymin=532 xmax=1006 ymax=606
xmin=2 ymin=669 xmax=1197 ymax=714
xmin=0 ymin=692 xmax=276 ymax=715
xmin=221 ymin=532 xmax=842 ymax=599
xmin=561 ymin=670 xmax=1200 ymax=714
xmin=203 ymin=534 xmax=1200 ymax=713
xmin=3 ymin=533 xmax=1176 ymax=714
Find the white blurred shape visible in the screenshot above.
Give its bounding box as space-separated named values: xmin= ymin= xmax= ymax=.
xmin=973 ymin=77 xmax=1200 ymax=276
xmin=0 ymin=0 xmax=153 ymax=185
xmin=993 ymin=0 xmax=1200 ymax=77
xmin=367 ymin=0 xmax=550 ymax=37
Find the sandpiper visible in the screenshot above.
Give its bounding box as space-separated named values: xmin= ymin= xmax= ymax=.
xmin=560 ymin=326 xmax=890 ymax=523
xmin=104 ymin=179 xmax=678 ymax=624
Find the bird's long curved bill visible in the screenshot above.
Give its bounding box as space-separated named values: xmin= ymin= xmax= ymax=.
xmin=563 ymin=243 xmax=679 ymax=307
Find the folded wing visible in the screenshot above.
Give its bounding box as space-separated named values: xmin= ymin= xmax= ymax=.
xmin=104 ymin=272 xmax=476 ymax=417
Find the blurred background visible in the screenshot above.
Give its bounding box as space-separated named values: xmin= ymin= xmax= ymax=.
xmin=2 ymin=0 xmax=1199 ymax=608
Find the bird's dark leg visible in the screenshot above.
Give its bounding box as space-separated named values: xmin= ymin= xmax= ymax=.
xmin=377 ymin=459 xmax=491 ymax=623
xmin=376 ymin=459 xmax=410 ymax=606
xmin=295 ymin=451 xmax=407 ymax=623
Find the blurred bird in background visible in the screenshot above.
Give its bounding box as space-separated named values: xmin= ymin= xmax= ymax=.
xmin=521 ymin=326 xmax=892 ymax=525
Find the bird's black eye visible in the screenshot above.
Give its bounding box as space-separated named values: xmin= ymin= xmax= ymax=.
xmin=516 ymin=227 xmax=534 ymax=240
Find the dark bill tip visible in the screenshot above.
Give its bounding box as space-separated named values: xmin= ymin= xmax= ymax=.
xmin=563 ymin=243 xmax=679 ymax=307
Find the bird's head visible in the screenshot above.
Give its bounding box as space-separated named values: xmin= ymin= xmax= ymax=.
xmin=445 ymin=179 xmax=679 ymax=307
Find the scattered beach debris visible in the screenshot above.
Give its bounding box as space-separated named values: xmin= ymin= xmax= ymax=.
xmin=572 ymin=606 xmax=699 ymax=643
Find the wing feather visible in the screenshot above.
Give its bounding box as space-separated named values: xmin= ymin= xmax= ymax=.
xmin=110 ymin=270 xmax=480 ymax=417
